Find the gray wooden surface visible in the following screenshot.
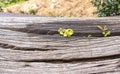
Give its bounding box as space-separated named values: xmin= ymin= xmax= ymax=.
xmin=0 ymin=15 xmax=120 ymax=74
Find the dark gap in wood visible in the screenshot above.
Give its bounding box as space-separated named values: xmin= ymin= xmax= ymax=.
xmin=16 ymin=54 xmax=120 ymax=64
xmin=116 ymin=63 xmax=120 ymax=68
xmin=13 ymin=47 xmax=57 ymax=51
xmin=94 ymin=64 xmax=107 ymax=67
xmin=1 ymin=20 xmax=120 ymax=37
xmin=22 ymin=63 xmax=32 ymax=67
xmin=1 ymin=27 xmax=120 ymax=37
xmin=24 ymin=22 xmax=120 ymax=37
xmin=0 ymin=43 xmax=57 ymax=51
xmin=89 ymin=73 xmax=98 ymax=74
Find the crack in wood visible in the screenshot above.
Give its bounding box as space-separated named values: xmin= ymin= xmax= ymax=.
xmin=0 ymin=43 xmax=57 ymax=51
xmin=0 ymin=17 xmax=120 ymax=74
xmin=94 ymin=64 xmax=107 ymax=67
xmin=15 ymin=54 xmax=120 ymax=63
xmin=116 ymin=62 xmax=120 ymax=68
xmin=2 ymin=27 xmax=120 ymax=37
xmin=1 ymin=21 xmax=120 ymax=37
xmin=22 ymin=63 xmax=32 ymax=67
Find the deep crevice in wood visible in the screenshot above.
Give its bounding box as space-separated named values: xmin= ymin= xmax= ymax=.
xmin=1 ymin=20 xmax=120 ymax=37
xmin=16 ymin=54 xmax=120 ymax=63
xmin=0 ymin=43 xmax=57 ymax=51
xmin=1 ymin=27 xmax=120 ymax=37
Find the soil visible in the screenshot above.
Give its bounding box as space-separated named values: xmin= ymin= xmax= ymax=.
xmin=3 ymin=0 xmax=97 ymax=17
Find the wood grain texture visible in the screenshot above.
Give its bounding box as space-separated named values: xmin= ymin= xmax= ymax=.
xmin=0 ymin=16 xmax=120 ymax=74
xmin=0 ymin=57 xmax=120 ymax=74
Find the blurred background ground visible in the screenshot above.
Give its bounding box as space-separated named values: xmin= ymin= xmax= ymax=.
xmin=2 ymin=0 xmax=97 ymax=17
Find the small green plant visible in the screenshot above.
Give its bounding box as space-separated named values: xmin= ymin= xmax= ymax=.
xmin=91 ymin=0 xmax=120 ymax=17
xmin=97 ymin=25 xmax=111 ymax=37
xmin=87 ymin=34 xmax=92 ymax=38
xmin=58 ymin=27 xmax=74 ymax=37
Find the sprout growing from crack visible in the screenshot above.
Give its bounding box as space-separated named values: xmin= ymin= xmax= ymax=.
xmin=58 ymin=27 xmax=74 ymax=37
xmin=97 ymin=25 xmax=111 ymax=37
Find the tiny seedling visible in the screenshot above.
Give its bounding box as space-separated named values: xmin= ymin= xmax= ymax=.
xmin=97 ymin=25 xmax=111 ymax=37
xmin=58 ymin=27 xmax=74 ymax=37
xmin=87 ymin=34 xmax=92 ymax=38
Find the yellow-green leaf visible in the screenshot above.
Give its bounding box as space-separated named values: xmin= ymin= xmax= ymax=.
xmin=63 ymin=33 xmax=68 ymax=37
xmin=102 ymin=32 xmax=106 ymax=35
xmin=97 ymin=25 xmax=103 ymax=31
xmin=104 ymin=31 xmax=111 ymax=37
xmin=103 ymin=25 xmax=108 ymax=31
xmin=59 ymin=31 xmax=64 ymax=35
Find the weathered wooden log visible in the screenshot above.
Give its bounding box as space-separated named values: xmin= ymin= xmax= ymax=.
xmin=0 ymin=13 xmax=120 ymax=74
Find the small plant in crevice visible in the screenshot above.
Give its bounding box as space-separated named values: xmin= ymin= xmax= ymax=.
xmin=97 ymin=25 xmax=111 ymax=37
xmin=58 ymin=25 xmax=111 ymax=37
xmin=83 ymin=34 xmax=92 ymax=38
xmin=58 ymin=27 xmax=74 ymax=37
xmin=87 ymin=34 xmax=92 ymax=38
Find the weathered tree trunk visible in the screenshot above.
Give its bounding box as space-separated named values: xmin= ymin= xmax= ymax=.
xmin=0 ymin=13 xmax=120 ymax=74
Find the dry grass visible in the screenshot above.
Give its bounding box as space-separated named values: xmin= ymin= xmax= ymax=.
xmin=3 ymin=0 xmax=97 ymax=17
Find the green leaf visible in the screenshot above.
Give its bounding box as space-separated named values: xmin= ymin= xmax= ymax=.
xmin=58 ymin=28 xmax=64 ymax=35
xmin=87 ymin=34 xmax=92 ymax=38
xmin=104 ymin=31 xmax=111 ymax=37
xmin=97 ymin=25 xmax=103 ymax=31
xmin=118 ymin=4 xmax=120 ymax=8
xmin=63 ymin=33 xmax=68 ymax=37
xmin=66 ymin=29 xmax=74 ymax=36
xmin=103 ymin=25 xmax=108 ymax=31
xmin=59 ymin=31 xmax=64 ymax=35
xmin=102 ymin=31 xmax=106 ymax=35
